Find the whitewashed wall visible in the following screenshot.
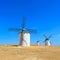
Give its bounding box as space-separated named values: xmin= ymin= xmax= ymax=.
xmin=45 ymin=40 xmax=51 ymax=46
xmin=20 ymin=32 xmax=30 ymax=46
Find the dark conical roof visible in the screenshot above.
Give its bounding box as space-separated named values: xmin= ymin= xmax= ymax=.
xmin=45 ymin=38 xmax=49 ymax=41
xmin=21 ymin=29 xmax=30 ymax=33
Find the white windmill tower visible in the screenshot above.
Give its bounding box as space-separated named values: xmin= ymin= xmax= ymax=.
xmin=9 ymin=17 xmax=37 ymax=47
xmin=43 ymin=34 xmax=52 ymax=46
xmin=20 ymin=30 xmax=30 ymax=46
xmin=36 ymin=40 xmax=40 ymax=46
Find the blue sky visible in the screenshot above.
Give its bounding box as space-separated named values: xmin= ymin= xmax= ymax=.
xmin=0 ymin=0 xmax=60 ymax=46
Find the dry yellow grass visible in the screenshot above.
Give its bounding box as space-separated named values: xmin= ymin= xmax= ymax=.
xmin=0 ymin=45 xmax=60 ymax=60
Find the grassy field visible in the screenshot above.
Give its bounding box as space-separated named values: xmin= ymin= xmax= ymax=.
xmin=0 ymin=45 xmax=60 ymax=60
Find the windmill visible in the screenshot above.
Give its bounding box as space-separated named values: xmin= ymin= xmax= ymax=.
xmin=8 ymin=17 xmax=37 ymax=47
xmin=36 ymin=38 xmax=40 ymax=46
xmin=36 ymin=40 xmax=40 ymax=46
xmin=43 ymin=34 xmax=52 ymax=46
